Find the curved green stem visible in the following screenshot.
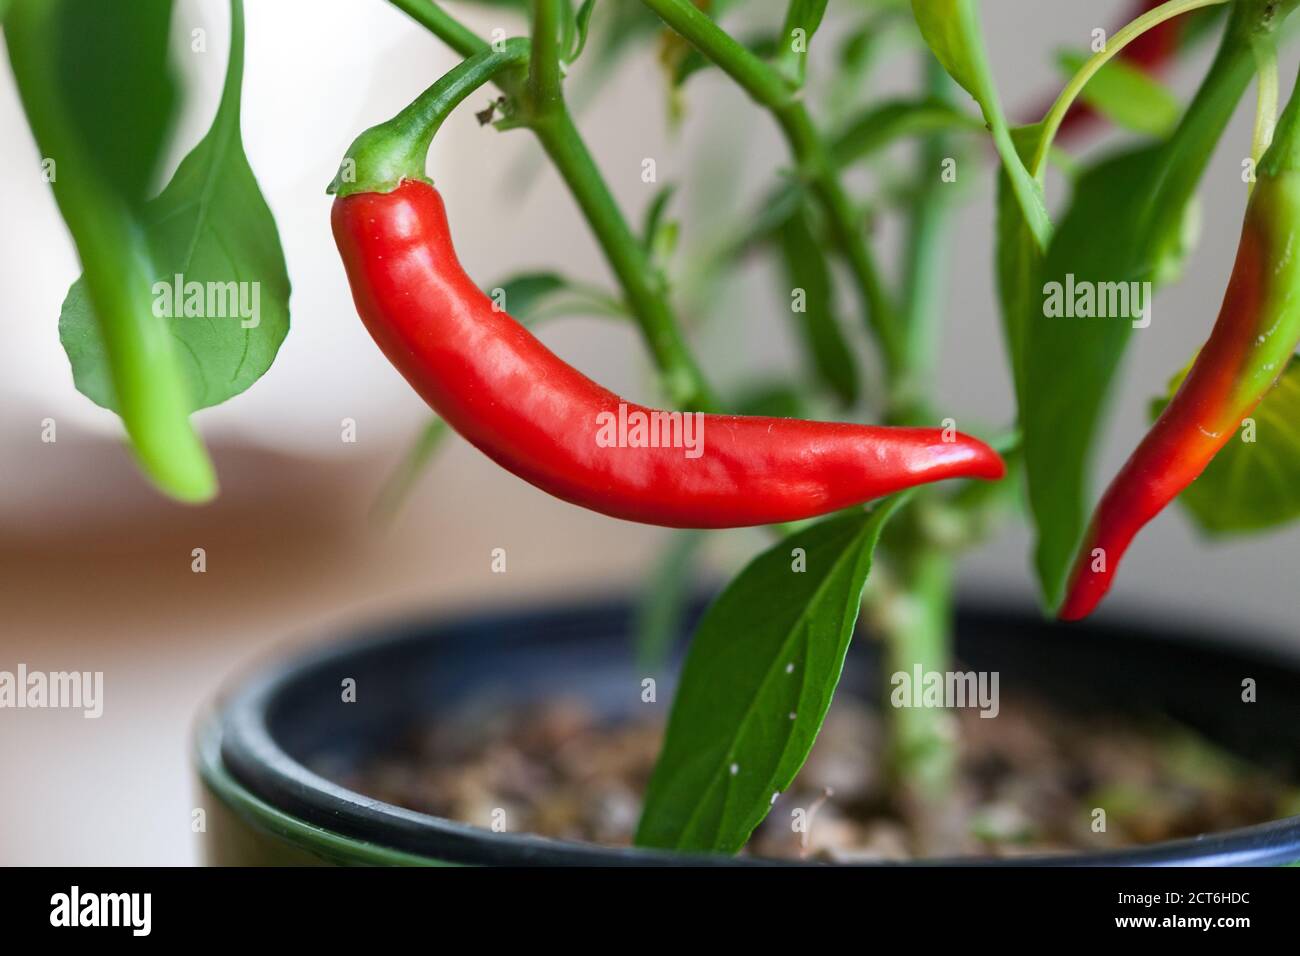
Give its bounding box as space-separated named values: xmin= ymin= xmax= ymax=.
xmin=329 ymin=40 xmax=530 ymax=197
xmin=642 ymin=0 xmax=791 ymax=108
xmin=1032 ymin=0 xmax=1230 ymax=178
xmin=386 ymin=0 xmax=488 ymax=58
xmin=641 ymin=0 xmax=904 ymax=380
xmin=1250 ymin=38 xmax=1280 ymax=174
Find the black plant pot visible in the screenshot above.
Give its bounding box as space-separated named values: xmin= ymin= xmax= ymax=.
xmin=196 ymin=597 xmax=1300 ymax=865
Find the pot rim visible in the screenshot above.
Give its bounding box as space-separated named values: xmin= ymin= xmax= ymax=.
xmin=206 ymin=597 xmax=1300 ymax=867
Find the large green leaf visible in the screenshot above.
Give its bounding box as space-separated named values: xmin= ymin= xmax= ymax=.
xmin=36 ymin=0 xmax=177 ymax=208
xmin=6 ymin=0 xmax=216 ymax=500
xmin=636 ymin=498 xmax=907 ymax=853
xmin=59 ymin=0 xmax=289 ymax=413
xmin=994 ymin=165 xmax=1041 ymax=396
xmin=1151 ymin=358 xmax=1300 ymax=534
xmin=1020 ymin=14 xmax=1266 ymax=610
xmin=777 ymin=207 xmax=859 ymax=405
xmin=908 ymin=0 xmax=987 ymax=103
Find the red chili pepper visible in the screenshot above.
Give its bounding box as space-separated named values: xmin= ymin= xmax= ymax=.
xmin=331 ymin=180 xmax=1004 ymax=528
xmin=1059 ymin=95 xmax=1300 ymax=621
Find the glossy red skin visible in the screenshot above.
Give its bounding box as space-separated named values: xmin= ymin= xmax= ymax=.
xmin=331 ymin=180 xmax=1004 ymax=528
xmin=1058 ymin=222 xmax=1266 ymax=621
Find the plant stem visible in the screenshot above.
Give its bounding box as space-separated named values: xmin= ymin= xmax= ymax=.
xmin=330 ymin=42 xmax=530 ymax=197
xmin=1032 ymin=0 xmax=1230 ymax=178
xmin=876 ymin=58 xmax=965 ymax=847
xmin=387 ymin=0 xmax=716 ymax=410
xmin=896 ymin=58 xmax=958 ymax=422
xmin=880 ymin=525 xmax=958 ymax=848
xmin=1250 ymin=37 xmax=1280 ymax=174
xmin=532 ymin=110 xmax=716 ymax=409
xmin=641 ymin=0 xmax=904 ymax=381
xmin=527 ymin=0 xmax=564 ymax=116
xmin=387 ymin=0 xmax=489 ymax=58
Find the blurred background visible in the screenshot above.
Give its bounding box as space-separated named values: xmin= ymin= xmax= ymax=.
xmin=1 ymin=0 xmax=1297 ymax=864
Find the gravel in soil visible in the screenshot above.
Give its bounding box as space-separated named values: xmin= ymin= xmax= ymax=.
xmin=327 ymin=694 xmax=1300 ymax=861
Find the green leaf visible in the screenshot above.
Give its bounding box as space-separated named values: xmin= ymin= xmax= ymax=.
xmin=712 ymin=98 xmax=978 ymax=277
xmin=774 ymin=0 xmax=829 ymax=86
xmin=7 ymin=0 xmax=215 ymax=501
xmin=1021 ymin=20 xmax=1264 ymax=611
xmin=640 ymin=182 xmax=679 ymax=270
xmin=828 ymin=8 xmax=916 ymax=119
xmin=558 ymin=0 xmax=578 ymax=59
xmin=732 ymin=381 xmax=811 ymax=419
xmin=832 ymin=96 xmax=983 ymax=166
xmin=59 ymin=0 xmax=290 ymax=413
xmin=994 ymin=167 xmax=1041 ymax=395
xmin=910 ymin=0 xmax=1049 ymax=247
xmin=21 ymin=0 xmax=178 ymax=208
xmin=568 ymin=0 xmax=598 ymax=61
xmin=486 ymin=272 xmax=567 ymax=317
xmin=484 ymin=271 xmax=627 ymax=322
xmin=641 ymin=183 xmax=675 ymax=247
xmin=777 ymin=207 xmax=859 ymax=405
xmin=635 ymin=498 xmax=907 ymax=853
xmin=634 ymin=530 xmax=705 ymax=670
xmin=908 ymin=0 xmax=990 ymax=103
xmin=1151 ymin=358 xmax=1300 ymax=534
xmin=1056 ymin=50 xmax=1180 ymax=138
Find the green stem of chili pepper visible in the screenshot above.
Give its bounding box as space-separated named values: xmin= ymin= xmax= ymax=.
xmin=328 ymin=41 xmax=531 ymax=198
xmin=1032 ymin=0 xmax=1232 ymax=180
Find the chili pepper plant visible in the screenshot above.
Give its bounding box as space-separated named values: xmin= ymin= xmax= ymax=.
xmin=10 ymin=0 xmax=1300 ymax=857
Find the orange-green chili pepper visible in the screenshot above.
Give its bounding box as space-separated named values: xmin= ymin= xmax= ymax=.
xmin=1060 ymin=76 xmax=1300 ymax=621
